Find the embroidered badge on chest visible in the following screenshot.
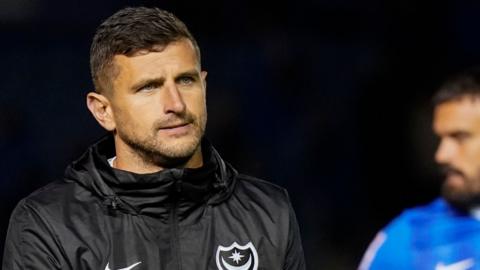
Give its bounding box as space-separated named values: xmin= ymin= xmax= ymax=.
xmin=215 ymin=242 xmax=258 ymax=270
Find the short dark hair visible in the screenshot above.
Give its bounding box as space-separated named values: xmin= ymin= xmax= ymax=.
xmin=90 ymin=7 xmax=200 ymax=94
xmin=433 ymin=67 xmax=480 ymax=105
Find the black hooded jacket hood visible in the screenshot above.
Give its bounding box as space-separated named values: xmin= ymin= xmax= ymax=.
xmin=64 ymin=135 xmax=237 ymax=221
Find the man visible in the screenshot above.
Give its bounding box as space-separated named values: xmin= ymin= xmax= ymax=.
xmin=359 ymin=68 xmax=480 ymax=270
xmin=3 ymin=7 xmax=305 ymax=270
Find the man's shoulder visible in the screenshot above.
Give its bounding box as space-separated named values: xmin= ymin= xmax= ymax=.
xmin=232 ymin=173 xmax=290 ymax=206
xmin=381 ymin=198 xmax=450 ymax=235
xmin=359 ymin=199 xmax=449 ymax=269
xmin=395 ymin=198 xmax=450 ymax=222
xmin=22 ymin=180 xmax=78 ymax=206
xmin=12 ymin=179 xmax=96 ymax=221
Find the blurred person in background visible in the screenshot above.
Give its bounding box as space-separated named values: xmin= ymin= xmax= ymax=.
xmin=2 ymin=7 xmax=305 ymax=270
xmin=359 ymin=67 xmax=480 ymax=269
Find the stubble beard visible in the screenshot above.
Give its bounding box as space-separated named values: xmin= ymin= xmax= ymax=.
xmin=441 ymin=166 xmax=480 ymax=212
xmin=117 ymin=111 xmax=206 ymax=168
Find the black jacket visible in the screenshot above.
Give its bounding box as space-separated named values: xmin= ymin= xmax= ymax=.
xmin=3 ymin=137 xmax=305 ymax=270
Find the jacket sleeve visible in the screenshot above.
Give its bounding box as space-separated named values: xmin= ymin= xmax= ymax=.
xmin=2 ymin=199 xmax=65 ymax=270
xmin=282 ymin=191 xmax=306 ymax=270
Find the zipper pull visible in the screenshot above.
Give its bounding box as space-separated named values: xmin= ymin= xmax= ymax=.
xmin=111 ymin=198 xmax=118 ymax=210
xmin=103 ymin=197 xmax=120 ymax=215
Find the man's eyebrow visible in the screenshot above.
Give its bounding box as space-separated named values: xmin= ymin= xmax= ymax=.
xmin=449 ymin=130 xmax=471 ymax=137
xmin=175 ymin=69 xmax=200 ymax=79
xmin=130 ymin=77 xmax=165 ymax=91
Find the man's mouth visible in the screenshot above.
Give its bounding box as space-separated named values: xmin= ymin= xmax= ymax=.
xmin=446 ymin=172 xmax=464 ymax=181
xmin=160 ymin=123 xmax=190 ymax=129
xmin=158 ymin=123 xmax=192 ymax=136
xmin=444 ymin=170 xmax=466 ymax=190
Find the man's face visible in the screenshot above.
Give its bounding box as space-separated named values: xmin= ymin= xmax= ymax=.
xmin=434 ymin=97 xmax=480 ymax=209
xmin=108 ymin=39 xmax=207 ymax=167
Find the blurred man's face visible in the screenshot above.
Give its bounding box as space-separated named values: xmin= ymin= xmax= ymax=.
xmin=434 ymin=97 xmax=480 ymax=210
xmin=108 ymin=39 xmax=207 ymax=168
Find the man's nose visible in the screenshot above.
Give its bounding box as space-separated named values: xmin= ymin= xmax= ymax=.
xmin=435 ymin=138 xmax=456 ymax=164
xmin=162 ymin=82 xmax=186 ymax=114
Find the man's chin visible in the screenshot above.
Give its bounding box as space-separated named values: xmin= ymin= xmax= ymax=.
xmin=121 ymin=132 xmax=203 ymax=168
xmin=440 ymin=172 xmax=480 ymax=211
xmin=139 ymin=147 xmax=195 ymax=169
xmin=150 ymin=141 xmax=201 ymax=166
xmin=442 ymin=187 xmax=480 ymax=212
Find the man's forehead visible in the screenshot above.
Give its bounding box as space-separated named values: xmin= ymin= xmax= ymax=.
xmin=124 ymin=44 xmax=168 ymax=57
xmin=435 ymin=98 xmax=480 ymax=116
xmin=434 ymin=98 xmax=480 ymax=132
xmin=111 ymin=55 xmax=199 ymax=80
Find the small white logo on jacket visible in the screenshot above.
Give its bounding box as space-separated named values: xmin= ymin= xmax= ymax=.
xmin=105 ymin=261 xmax=142 ymax=270
xmin=216 ymin=242 xmax=258 ymax=270
xmin=435 ymin=258 xmax=474 ymax=270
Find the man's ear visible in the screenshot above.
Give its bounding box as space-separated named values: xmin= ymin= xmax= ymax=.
xmin=86 ymin=92 xmax=116 ymax=131
xmin=201 ymin=70 xmax=207 ymax=89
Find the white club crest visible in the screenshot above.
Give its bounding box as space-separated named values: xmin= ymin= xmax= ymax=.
xmin=216 ymin=242 xmax=258 ymax=270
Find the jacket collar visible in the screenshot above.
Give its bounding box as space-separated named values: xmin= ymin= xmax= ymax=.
xmin=65 ymin=135 xmax=236 ymax=221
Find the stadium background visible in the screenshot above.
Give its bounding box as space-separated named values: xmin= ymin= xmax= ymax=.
xmin=2 ymin=0 xmax=480 ymax=268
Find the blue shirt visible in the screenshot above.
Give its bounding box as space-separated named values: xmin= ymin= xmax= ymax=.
xmin=360 ymin=198 xmax=480 ymax=270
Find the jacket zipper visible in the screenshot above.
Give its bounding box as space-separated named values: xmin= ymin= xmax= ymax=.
xmin=171 ymin=181 xmax=182 ymax=270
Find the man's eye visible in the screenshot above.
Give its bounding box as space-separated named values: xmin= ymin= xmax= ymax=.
xmin=139 ymin=83 xmax=159 ymax=92
xmin=451 ymin=132 xmax=470 ymax=142
xmin=178 ymin=76 xmax=194 ymax=85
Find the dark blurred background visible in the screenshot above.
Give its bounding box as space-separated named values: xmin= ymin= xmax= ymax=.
xmin=2 ymin=0 xmax=480 ymax=269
